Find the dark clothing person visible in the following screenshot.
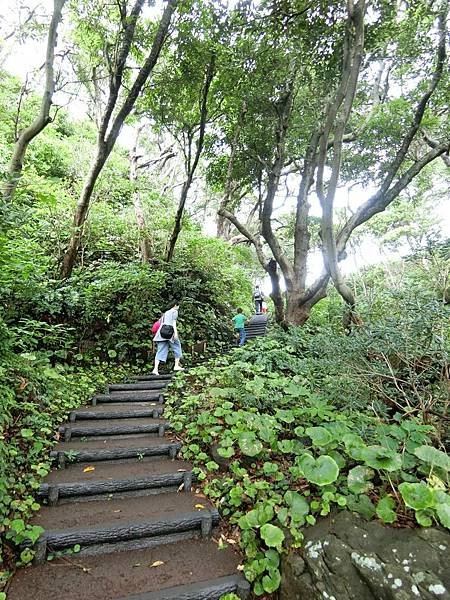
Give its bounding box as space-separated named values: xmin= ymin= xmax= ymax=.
xmin=253 ymin=287 xmax=263 ymax=314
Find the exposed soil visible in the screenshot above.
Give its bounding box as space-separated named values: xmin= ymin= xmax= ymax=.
xmin=7 ymin=539 xmax=242 ymax=600
xmin=66 ymin=417 xmax=168 ymax=430
xmin=74 ymin=402 xmax=162 ymax=415
xmin=45 ymin=458 xmax=192 ymax=484
xmin=32 ymin=491 xmax=212 ymax=530
xmin=54 ymin=434 xmax=177 ymax=452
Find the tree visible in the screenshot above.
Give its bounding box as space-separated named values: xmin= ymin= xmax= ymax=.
xmin=2 ymin=0 xmax=66 ymax=202
xmin=214 ymin=0 xmax=449 ymax=324
xmin=59 ymin=0 xmax=178 ymax=279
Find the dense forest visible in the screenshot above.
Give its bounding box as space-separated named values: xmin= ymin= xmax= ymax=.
xmin=0 ymin=0 xmax=449 ymax=598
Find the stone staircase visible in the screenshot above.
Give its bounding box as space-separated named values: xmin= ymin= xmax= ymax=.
xmin=8 ymin=316 xmax=268 ymax=600
xmin=244 ymin=314 xmax=268 ymax=340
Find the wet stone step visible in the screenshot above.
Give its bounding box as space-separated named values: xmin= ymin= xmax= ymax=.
xmin=8 ymin=539 xmax=245 ymax=600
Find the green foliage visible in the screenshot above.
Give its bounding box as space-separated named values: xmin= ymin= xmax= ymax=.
xmin=0 ymin=316 xmax=134 ymax=574
xmin=165 ymin=302 xmax=449 ymax=594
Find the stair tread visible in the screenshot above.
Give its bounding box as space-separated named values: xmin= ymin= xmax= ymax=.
xmin=63 ymin=417 xmax=168 ymax=430
xmin=7 ymin=539 xmax=242 ymax=600
xmin=33 ymin=491 xmax=212 ymax=531
xmin=75 ymin=402 xmax=162 ymax=414
xmin=44 ymin=458 xmax=191 ymax=485
xmin=53 ymin=434 xmax=179 ymax=452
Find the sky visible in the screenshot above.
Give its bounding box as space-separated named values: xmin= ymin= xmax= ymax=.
xmin=1 ymin=0 xmax=449 ymax=294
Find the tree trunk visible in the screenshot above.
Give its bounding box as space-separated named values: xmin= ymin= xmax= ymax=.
xmin=165 ymin=54 xmax=215 ymax=262
xmin=130 ymin=127 xmax=151 ymax=263
xmin=59 ymin=0 xmax=177 ymax=278
xmin=285 ymin=294 xmax=312 ymax=326
xmin=266 ymin=259 xmax=285 ymax=324
xmin=60 ymin=148 xmax=107 ymax=277
xmin=3 ymin=0 xmax=66 ymax=202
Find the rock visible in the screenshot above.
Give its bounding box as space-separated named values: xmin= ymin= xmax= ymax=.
xmin=280 ymin=511 xmax=450 ymax=600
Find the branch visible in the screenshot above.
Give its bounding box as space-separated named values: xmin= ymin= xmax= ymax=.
xmin=218 ymin=207 xmax=267 ymax=268
xmin=316 ymin=0 xmax=365 ymax=307
xmin=261 ymin=79 xmax=296 ymax=286
xmin=377 ymin=6 xmax=447 ymax=196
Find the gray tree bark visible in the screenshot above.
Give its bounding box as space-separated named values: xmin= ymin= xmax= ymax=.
xmin=2 ymin=0 xmax=66 ymax=202
xmin=60 ymin=0 xmax=178 ymax=279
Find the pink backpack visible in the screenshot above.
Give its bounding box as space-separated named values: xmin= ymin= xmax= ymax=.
xmin=151 ymin=318 xmax=162 ymax=335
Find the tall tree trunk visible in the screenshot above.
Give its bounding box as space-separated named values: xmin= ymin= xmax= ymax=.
xmin=59 ymin=0 xmax=177 ymax=279
xmin=266 ymin=259 xmax=285 ymax=323
xmin=2 ymin=0 xmax=66 ymax=202
xmin=165 ymin=54 xmax=216 ymax=262
xmin=130 ymin=127 xmax=151 ymax=262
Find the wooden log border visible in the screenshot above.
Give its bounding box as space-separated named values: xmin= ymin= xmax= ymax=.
xmin=70 ymin=407 xmax=164 ymax=421
xmin=109 ymin=382 xmax=167 ymax=392
xmin=59 ymin=422 xmax=170 ymax=441
xmin=49 ymin=441 xmax=181 ymax=466
xmin=93 ymin=393 xmax=164 ymax=405
xmin=35 ymin=508 xmax=220 ymax=561
xmin=38 ymin=470 xmax=193 ymax=503
xmin=116 ymin=574 xmax=251 ymax=600
xmin=134 ymin=374 xmax=173 ymax=381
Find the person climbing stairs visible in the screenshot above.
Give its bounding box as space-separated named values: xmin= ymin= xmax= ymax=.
xmin=7 ymin=319 xmax=269 ymax=600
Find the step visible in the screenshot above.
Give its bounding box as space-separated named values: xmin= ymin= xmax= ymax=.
xmin=70 ymin=404 xmax=164 ymax=421
xmin=109 ymin=382 xmax=169 ymax=392
xmin=135 ymin=374 xmax=173 ymax=381
xmin=119 ymin=575 xmax=250 ymax=600
xmin=8 ymin=539 xmax=246 ymax=600
xmin=31 ymin=492 xmax=220 ymax=561
xmin=38 ymin=460 xmax=194 ymax=504
xmin=59 ymin=418 xmax=170 ymax=441
xmin=93 ymin=392 xmax=164 ymax=404
xmin=50 ymin=436 xmax=181 ymax=467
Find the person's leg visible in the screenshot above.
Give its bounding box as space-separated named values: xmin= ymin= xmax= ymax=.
xmin=171 ymin=338 xmax=184 ymax=371
xmin=255 ymin=300 xmax=259 ymax=314
xmin=239 ymin=327 xmax=246 ymax=346
xmin=153 ymin=342 xmax=169 ymax=374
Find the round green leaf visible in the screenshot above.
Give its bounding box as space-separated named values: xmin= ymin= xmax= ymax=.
xmin=300 ymin=454 xmax=339 ymax=486
xmin=399 ymin=482 xmax=435 ymax=510
xmin=238 ymin=432 xmax=263 ymax=457
xmin=415 ymin=509 xmax=433 ymax=527
xmin=306 ymin=426 xmax=333 ymax=447
xmin=435 ymin=503 xmax=450 ymax=529
xmin=347 ymin=466 xmax=374 ymax=494
xmin=262 ymin=567 xmax=281 ymax=593
xmin=260 ymin=524 xmax=285 ymax=548
xmin=20 ymin=428 xmax=34 ymax=439
xmin=284 ymin=490 xmax=309 ymax=524
xmin=414 ymin=445 xmax=450 ymax=471
xmin=376 ymin=495 xmax=397 ymax=524
xmin=361 ymin=446 xmax=402 ymax=472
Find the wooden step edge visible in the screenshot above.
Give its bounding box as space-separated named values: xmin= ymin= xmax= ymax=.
xmin=49 ymin=442 xmax=181 ymax=468
xmin=32 ymin=508 xmax=220 ymax=563
xmin=109 ymin=383 xmax=169 ymax=392
xmin=38 ymin=471 xmax=194 ymax=504
xmin=134 ymin=374 xmax=173 ymax=381
xmin=93 ymin=393 xmax=164 ymax=405
xmin=59 ymin=422 xmax=171 ymax=441
xmin=117 ymin=574 xmax=251 ymax=600
xmin=70 ymin=407 xmax=164 ymax=421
